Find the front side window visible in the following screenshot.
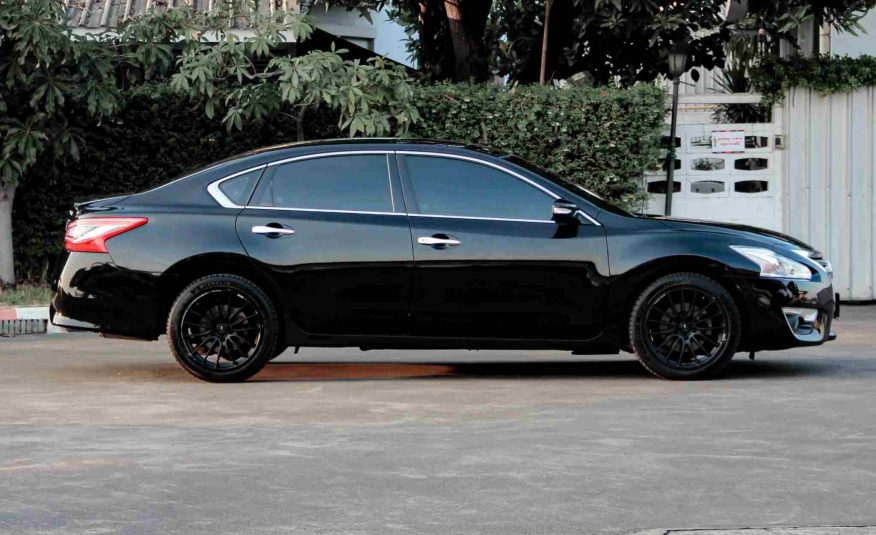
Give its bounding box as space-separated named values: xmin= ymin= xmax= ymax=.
xmin=258 ymin=155 xmax=393 ymax=212
xmin=402 ymin=156 xmax=553 ymax=221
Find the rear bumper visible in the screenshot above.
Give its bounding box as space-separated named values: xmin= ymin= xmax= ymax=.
xmin=739 ymin=275 xmax=836 ymax=351
xmin=50 ymin=306 xmax=100 ymax=332
xmin=51 ymin=252 xmax=160 ymax=340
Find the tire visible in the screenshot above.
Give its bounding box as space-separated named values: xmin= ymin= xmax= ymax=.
xmin=167 ymin=274 xmax=279 ymax=382
xmin=629 ymin=272 xmax=741 ymax=380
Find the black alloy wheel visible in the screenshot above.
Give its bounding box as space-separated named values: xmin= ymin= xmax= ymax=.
xmin=630 ymin=272 xmax=741 ymax=380
xmin=167 ymin=274 xmax=279 ymax=382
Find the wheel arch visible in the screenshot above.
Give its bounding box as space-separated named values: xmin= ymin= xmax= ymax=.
xmin=156 ymin=253 xmax=286 ymax=341
xmin=614 ymin=255 xmax=749 ymax=349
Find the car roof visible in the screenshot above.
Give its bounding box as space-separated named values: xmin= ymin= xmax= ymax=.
xmin=235 ymin=138 xmax=505 ymax=159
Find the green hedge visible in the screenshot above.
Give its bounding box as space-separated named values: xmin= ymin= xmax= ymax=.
xmin=410 ymin=83 xmax=666 ymax=206
xmin=13 ymin=83 xmax=666 ymax=281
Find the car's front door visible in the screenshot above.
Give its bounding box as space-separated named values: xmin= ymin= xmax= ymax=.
xmin=398 ymin=152 xmax=609 ymax=341
xmin=236 ymin=151 xmax=413 ymax=336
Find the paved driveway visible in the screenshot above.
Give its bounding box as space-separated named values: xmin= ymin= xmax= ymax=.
xmin=1 ymin=308 xmax=874 ymax=535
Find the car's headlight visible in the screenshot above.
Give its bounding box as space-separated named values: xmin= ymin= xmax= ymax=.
xmin=730 ymin=246 xmax=812 ymax=280
xmin=792 ymin=248 xmax=833 ymax=277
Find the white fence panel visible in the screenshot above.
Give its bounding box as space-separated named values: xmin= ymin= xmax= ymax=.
xmin=785 ymin=87 xmax=876 ymax=300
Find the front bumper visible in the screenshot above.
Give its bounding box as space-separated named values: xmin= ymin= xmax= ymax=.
xmin=739 ymin=275 xmax=836 ymax=351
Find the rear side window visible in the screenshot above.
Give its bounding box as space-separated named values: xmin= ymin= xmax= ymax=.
xmin=218 ymin=168 xmax=263 ymax=206
xmin=402 ymin=155 xmax=553 ymax=221
xmin=258 ymin=155 xmax=393 ymax=212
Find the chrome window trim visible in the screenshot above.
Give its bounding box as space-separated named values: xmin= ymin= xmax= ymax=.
xmin=266 ymin=150 xmax=393 ymax=167
xmin=207 ymin=165 xmax=268 ymax=209
xmin=245 ymin=206 xmax=403 ymax=217
xmin=386 ymin=156 xmax=396 ymax=211
xmin=409 ymin=213 xmax=554 ymax=224
xmin=396 ymin=150 xmax=602 ymax=226
xmin=205 ymin=148 xmax=602 ymax=226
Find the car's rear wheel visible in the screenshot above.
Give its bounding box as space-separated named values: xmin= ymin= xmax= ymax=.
xmin=630 ymin=273 xmax=741 ymax=380
xmin=167 ymin=274 xmax=278 ymax=382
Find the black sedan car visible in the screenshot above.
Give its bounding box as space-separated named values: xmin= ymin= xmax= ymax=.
xmin=52 ymin=139 xmax=837 ymax=382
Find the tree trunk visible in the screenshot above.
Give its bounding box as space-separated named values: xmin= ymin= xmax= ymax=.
xmin=443 ymin=0 xmax=474 ymax=80
xmin=296 ymin=105 xmax=308 ymax=142
xmin=0 ymin=185 xmax=16 ymax=286
xmin=539 ymin=0 xmax=553 ymax=84
xmin=442 ymin=0 xmax=490 ymax=82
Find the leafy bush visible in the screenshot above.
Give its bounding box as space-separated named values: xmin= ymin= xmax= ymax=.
xmin=751 ymin=55 xmax=876 ymax=105
xmin=410 ymin=83 xmax=666 ymax=206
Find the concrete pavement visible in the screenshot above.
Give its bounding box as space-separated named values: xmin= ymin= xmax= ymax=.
xmin=1 ymin=308 xmax=875 ymax=534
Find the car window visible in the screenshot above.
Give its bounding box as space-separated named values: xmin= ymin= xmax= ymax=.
xmin=218 ymin=168 xmax=263 ymax=206
xmin=503 ymin=155 xmax=632 ymax=217
xmin=259 ymin=155 xmax=393 ymax=212
xmin=403 ymin=155 xmax=553 ymax=221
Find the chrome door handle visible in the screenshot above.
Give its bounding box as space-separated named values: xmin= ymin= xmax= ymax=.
xmin=418 ymin=235 xmax=461 ymax=247
xmin=252 ymin=225 xmax=295 ymax=236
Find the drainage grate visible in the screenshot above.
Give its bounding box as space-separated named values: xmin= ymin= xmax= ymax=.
xmin=0 ymin=319 xmax=48 ymax=336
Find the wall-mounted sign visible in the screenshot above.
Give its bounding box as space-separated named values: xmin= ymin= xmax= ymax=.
xmin=711 ymin=130 xmax=746 ymax=153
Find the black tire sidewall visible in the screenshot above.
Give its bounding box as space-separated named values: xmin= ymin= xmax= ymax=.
xmin=167 ymin=274 xmax=279 ymax=382
xmin=630 ymin=273 xmax=741 ymax=380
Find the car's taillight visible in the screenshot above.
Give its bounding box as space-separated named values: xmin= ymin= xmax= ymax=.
xmin=64 ymin=217 xmax=148 ymax=253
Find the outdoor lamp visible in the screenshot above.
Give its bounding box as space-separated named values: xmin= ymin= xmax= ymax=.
xmin=667 ymin=48 xmax=688 ymax=79
xmin=663 ymin=44 xmax=689 ymax=216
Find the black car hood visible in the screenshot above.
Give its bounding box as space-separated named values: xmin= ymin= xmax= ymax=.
xmin=653 ymin=216 xmax=815 ymax=251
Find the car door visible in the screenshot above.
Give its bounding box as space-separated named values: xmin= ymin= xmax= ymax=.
xmin=235 ymin=151 xmax=414 ymax=336
xmin=397 ymin=152 xmax=609 ymax=341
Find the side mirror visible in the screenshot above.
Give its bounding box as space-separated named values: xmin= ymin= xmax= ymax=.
xmin=552 ymin=199 xmax=580 ymax=225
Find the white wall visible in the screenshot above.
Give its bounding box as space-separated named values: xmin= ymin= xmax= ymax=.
xmin=784 ymin=87 xmax=876 ymax=301
xmin=308 ymin=5 xmax=413 ymax=67
xmin=831 ymin=10 xmax=876 ymax=56
xmin=373 ymin=8 xmax=412 ymax=67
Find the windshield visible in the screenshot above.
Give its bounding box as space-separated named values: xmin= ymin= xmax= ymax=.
xmin=502 ymin=155 xmax=633 ymax=217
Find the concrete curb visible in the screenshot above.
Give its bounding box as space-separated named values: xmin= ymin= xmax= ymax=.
xmin=0 ymin=306 xmax=63 ymax=335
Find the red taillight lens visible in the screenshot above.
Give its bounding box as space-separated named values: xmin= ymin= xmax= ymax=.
xmin=64 ymin=217 xmax=148 ymax=253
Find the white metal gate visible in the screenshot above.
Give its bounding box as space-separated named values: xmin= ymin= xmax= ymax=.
xmin=784 ymin=87 xmax=876 ymax=300
xmin=643 ymin=94 xmax=783 ymax=232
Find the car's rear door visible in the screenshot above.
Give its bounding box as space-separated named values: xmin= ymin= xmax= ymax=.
xmin=397 ymin=152 xmax=609 ymax=341
xmin=235 ymin=151 xmax=414 ymax=336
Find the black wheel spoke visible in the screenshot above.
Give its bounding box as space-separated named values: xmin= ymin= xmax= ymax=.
xmin=690 ymin=336 xmax=710 ymax=359
xmin=230 ymin=313 xmax=259 ymax=327
xmin=641 ymin=285 xmax=731 ymax=370
xmin=694 ymin=331 xmax=721 ymax=348
xmin=179 ymin=287 xmax=264 ymax=373
xmin=654 ymin=335 xmax=676 ymax=354
xmin=694 ymin=311 xmax=724 ymax=324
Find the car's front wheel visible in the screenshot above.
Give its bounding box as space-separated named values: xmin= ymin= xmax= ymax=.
xmin=629 ymin=273 xmax=741 ymax=380
xmin=167 ymin=274 xmax=279 ymax=382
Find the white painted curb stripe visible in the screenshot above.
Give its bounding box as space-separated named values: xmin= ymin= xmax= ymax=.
xmin=14 ymin=306 xmax=49 ymax=320
xmin=0 ymin=306 xmax=63 ymax=334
